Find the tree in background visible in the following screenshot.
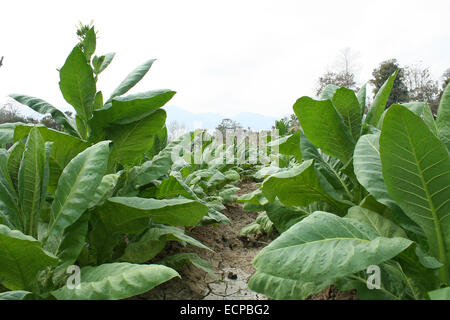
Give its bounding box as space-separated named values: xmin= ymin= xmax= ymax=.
xmin=316 ymin=48 xmax=359 ymax=96
xmin=40 ymin=115 xmax=63 ymax=131
xmin=370 ymin=59 xmax=409 ymax=107
xmin=0 ymin=104 xmax=38 ymax=124
xmin=168 ymin=120 xmax=187 ymax=142
xmin=0 ymin=102 xmax=74 ymax=130
xmin=272 ymin=114 xmax=300 ymax=135
xmin=316 ymin=71 xmax=356 ymax=96
xmin=272 ymin=117 xmax=290 ymax=136
xmin=215 ymin=118 xmax=242 ymax=136
xmin=404 ymin=63 xmax=440 ymax=113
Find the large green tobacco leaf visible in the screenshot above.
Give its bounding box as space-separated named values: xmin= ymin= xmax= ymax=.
xmin=59 ymin=46 xmax=96 ymax=121
xmin=92 ymin=90 xmax=175 ymax=128
xmin=346 ymin=206 xmax=407 ymax=238
xmin=0 ymin=149 xmax=20 ymax=229
xmin=357 ymin=84 xmax=367 ymax=115
xmin=332 ymin=87 xmax=362 ymax=141
xmin=400 ymin=102 xmax=438 ymax=137
xmin=119 ymin=236 xmax=166 ymax=264
xmin=380 ymin=105 xmax=450 ymax=281
xmin=17 ymin=127 xmax=46 ymax=236
xmin=87 ymin=173 xmax=120 ymax=209
xmin=299 ymin=131 xmax=352 ymax=198
xmin=0 ymin=123 xmax=25 ymax=146
xmin=0 ymin=224 xmax=58 ymax=290
xmin=155 ymin=175 xmax=194 ymax=200
xmin=354 ymin=133 xmax=397 ymax=208
xmin=252 ymin=211 xmax=412 ymax=283
xmin=86 ymin=214 xmax=121 ymax=265
xmin=262 ymin=159 xmax=347 ymax=210
xmin=107 ymin=109 xmax=167 ymax=166
xmin=50 ymin=213 xmax=91 ymax=287
xmin=153 ymin=172 xmax=230 ymax=225
xmin=120 ymin=223 xmax=210 ymax=263
xmin=44 ymin=141 xmax=110 ymax=254
xmin=354 ymin=133 xmax=423 ymax=236
xmin=107 ymin=59 xmax=156 ymax=102
xmin=389 ymin=245 xmax=443 ymax=299
xmin=278 ymin=130 xmax=302 ymax=162
xmin=249 ymin=271 xmax=333 ymax=300
xmin=97 ymin=197 xmax=208 ymax=233
xmin=436 ymin=82 xmax=450 ymax=150
xmin=335 ymin=261 xmax=416 ymax=300
xmin=145 ymin=125 xmax=168 ymax=160
xmin=148 ymin=224 xmax=210 ymax=250
xmin=320 ymin=84 xmax=339 ymax=100
xmin=13 ymin=125 xmax=90 ymax=193
xmin=51 ymin=262 xmax=179 ymax=300
xmin=56 ymin=213 xmax=90 ymax=267
xmin=8 ymin=94 xmax=78 ymax=136
xmin=237 ymin=189 xmax=267 ymax=206
xmin=365 ymin=70 xmax=397 ymax=127
xmin=6 ymin=141 xmax=25 ymax=191
xmin=118 ymin=135 xmax=186 ymax=195
xmin=0 ymin=290 xmax=31 ymax=300
xmin=264 ymin=200 xmax=306 ymax=233
xmin=158 ymin=253 xmax=216 ymax=278
xmin=294 ymin=97 xmax=355 ymax=163
xmin=428 ymin=287 xmax=450 ymax=300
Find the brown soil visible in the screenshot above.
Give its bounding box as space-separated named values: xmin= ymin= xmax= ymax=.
xmin=306 ymin=285 xmax=358 ymax=300
xmin=135 ymin=181 xmax=358 ymax=300
xmin=138 ymin=181 xmax=268 ymax=300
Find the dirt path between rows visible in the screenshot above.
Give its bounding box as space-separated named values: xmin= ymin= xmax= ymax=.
xmin=136 ymin=181 xmax=358 ymax=300
xmin=138 ymin=181 xmax=270 ymax=300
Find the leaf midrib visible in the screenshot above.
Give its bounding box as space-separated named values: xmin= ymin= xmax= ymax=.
xmin=402 ymin=116 xmax=448 ymax=280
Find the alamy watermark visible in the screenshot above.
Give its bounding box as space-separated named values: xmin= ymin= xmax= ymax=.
xmin=169 ymin=128 xmax=280 ymax=166
xmin=366 ymin=265 xmax=381 ymax=290
xmin=66 ymin=265 xmax=81 ymax=289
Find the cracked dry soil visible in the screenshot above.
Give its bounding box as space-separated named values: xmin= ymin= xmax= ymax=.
xmin=137 ymin=181 xmax=270 ymax=300
xmin=135 ymin=181 xmax=358 ymax=300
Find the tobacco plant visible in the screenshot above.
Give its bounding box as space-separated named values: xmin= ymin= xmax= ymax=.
xmin=247 ymin=76 xmax=450 ymax=300
xmin=0 ymin=129 xmax=181 ymax=299
xmin=0 ymin=26 xmax=216 ymax=300
xmin=7 ymin=26 xmax=173 ymax=174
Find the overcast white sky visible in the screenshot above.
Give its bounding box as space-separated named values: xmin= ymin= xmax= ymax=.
xmin=1 ymin=0 xmax=449 ymax=119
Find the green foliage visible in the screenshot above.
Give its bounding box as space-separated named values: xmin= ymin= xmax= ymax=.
xmin=370 ymin=59 xmax=409 ymax=107
xmin=316 ymin=71 xmax=357 ymax=97
xmin=215 ymin=118 xmax=242 ymax=136
xmin=0 ymin=224 xmax=58 ymax=291
xmin=0 ymin=25 xmax=214 ymax=300
xmin=428 ymin=287 xmax=450 ymax=300
xmin=273 ymin=117 xmax=290 ymax=136
xmin=8 ymin=25 xmax=173 ymax=171
xmin=436 ymin=82 xmax=450 ymax=150
xmin=240 ymin=212 xmax=274 ymax=236
xmin=51 ymin=263 xmax=178 ymax=300
xmin=293 ymin=97 xmax=355 ymax=163
xmin=246 ymin=74 xmax=450 ymax=300
xmin=157 ymin=253 xmax=217 ymax=278
xmin=380 ymin=104 xmax=450 ymax=282
xmin=252 ymin=212 xmax=412 ymax=299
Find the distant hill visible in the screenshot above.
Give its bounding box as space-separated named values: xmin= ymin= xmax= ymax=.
xmin=164 ymin=106 xmax=277 ymax=131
